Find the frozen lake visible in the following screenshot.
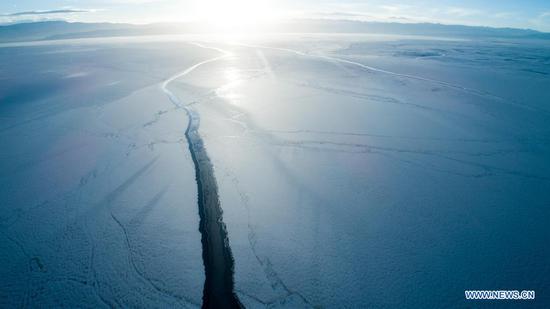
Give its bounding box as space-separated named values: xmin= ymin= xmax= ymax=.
xmin=1 ymin=34 xmax=549 ymax=307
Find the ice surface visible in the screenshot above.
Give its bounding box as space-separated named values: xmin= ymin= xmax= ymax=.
xmin=0 ymin=41 xmax=218 ymax=307
xmin=169 ymin=36 xmax=550 ymax=307
xmin=1 ymin=34 xmax=549 ymax=307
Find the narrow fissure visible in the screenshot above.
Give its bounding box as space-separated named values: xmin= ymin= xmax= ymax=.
xmin=161 ymin=52 xmax=242 ymax=308
xmin=185 ymin=110 xmax=243 ymax=309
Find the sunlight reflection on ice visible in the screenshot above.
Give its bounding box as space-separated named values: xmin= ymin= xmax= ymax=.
xmin=215 ymin=67 xmax=243 ymax=104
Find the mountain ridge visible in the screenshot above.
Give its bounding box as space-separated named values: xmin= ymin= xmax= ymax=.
xmin=1 ymin=19 xmax=549 ymax=43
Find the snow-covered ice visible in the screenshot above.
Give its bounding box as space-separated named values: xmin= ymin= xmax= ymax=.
xmin=1 ymin=34 xmax=549 ymax=307
xmin=0 ymin=41 xmax=218 ymax=307
xmin=169 ymin=35 xmax=550 ymax=307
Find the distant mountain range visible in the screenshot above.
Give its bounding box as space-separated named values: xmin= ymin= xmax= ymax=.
xmin=1 ymin=19 xmax=549 ymax=43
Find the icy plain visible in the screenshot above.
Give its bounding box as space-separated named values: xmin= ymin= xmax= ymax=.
xmin=1 ymin=34 xmax=549 ymax=307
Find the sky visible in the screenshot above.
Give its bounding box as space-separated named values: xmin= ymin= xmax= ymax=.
xmin=1 ymin=0 xmax=550 ymax=32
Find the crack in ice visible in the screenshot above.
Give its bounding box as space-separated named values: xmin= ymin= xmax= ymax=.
xmin=161 ymin=43 xmax=242 ymax=309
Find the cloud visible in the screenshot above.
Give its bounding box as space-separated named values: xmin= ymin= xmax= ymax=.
xmin=492 ymin=12 xmax=516 ymax=19
xmin=379 ymin=5 xmax=412 ymax=13
xmin=446 ymin=7 xmax=483 ymax=17
xmin=312 ymin=10 xmax=417 ymax=23
xmin=315 ymin=12 xmax=369 ymax=18
xmin=527 ymin=11 xmax=550 ymax=32
xmin=312 ymin=11 xmax=379 ymax=20
xmin=2 ymin=9 xmax=90 ymax=17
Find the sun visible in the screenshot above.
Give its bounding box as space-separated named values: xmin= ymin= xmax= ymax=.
xmin=190 ymin=0 xmax=281 ymax=33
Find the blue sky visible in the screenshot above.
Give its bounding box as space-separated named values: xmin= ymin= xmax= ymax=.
xmin=1 ymin=0 xmax=550 ymax=32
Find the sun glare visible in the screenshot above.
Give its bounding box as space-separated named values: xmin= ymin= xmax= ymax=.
xmin=216 ymin=67 xmax=243 ymax=104
xmin=190 ymin=0 xmax=280 ymax=33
